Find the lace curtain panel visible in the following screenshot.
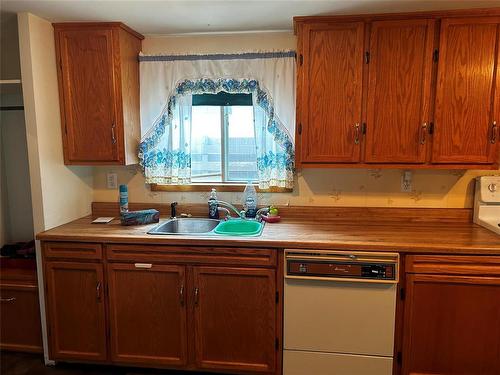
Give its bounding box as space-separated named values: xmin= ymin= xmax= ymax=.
xmin=138 ymin=51 xmax=296 ymax=188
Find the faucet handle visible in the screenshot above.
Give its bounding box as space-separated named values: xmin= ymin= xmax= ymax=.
xmin=170 ymin=201 xmax=178 ymax=218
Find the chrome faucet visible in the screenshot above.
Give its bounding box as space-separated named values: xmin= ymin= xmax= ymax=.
xmin=217 ymin=200 xmax=245 ymax=219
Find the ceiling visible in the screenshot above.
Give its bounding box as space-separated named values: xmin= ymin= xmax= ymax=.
xmin=2 ymin=0 xmax=500 ymax=35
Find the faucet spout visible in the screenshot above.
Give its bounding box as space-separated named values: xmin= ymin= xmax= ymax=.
xmin=217 ymin=200 xmax=244 ymax=219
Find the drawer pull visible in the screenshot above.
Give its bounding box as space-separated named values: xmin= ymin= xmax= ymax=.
xmin=96 ymin=282 xmax=102 ymax=301
xmin=179 ymin=285 xmax=185 ymax=306
xmin=194 ymin=287 xmax=199 ymax=306
xmin=1 ymin=297 xmax=16 ymax=303
xmin=134 ymin=263 xmax=152 ymax=269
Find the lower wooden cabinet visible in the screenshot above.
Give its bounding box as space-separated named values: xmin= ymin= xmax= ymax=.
xmin=107 ymin=263 xmax=188 ymax=366
xmin=44 ymin=261 xmax=107 ymax=361
xmin=42 ymin=242 xmax=280 ymax=375
xmin=402 ymin=256 xmax=500 ymax=374
xmin=1 ymin=284 xmax=43 ymax=352
xmin=194 ymin=267 xmax=277 ymax=373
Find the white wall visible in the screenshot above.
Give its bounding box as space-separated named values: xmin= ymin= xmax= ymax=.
xmin=18 ymin=12 xmax=94 ymax=362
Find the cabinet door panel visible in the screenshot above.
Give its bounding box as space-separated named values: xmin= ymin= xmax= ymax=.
xmin=193 ymin=267 xmax=276 ymax=373
xmin=365 ymin=19 xmax=435 ymax=163
xmin=433 ymin=17 xmax=500 ymax=163
xmin=402 ymin=274 xmax=500 ymax=375
xmin=58 ymin=28 xmax=119 ymax=162
xmin=107 ymin=263 xmax=187 ymax=366
xmin=301 ymin=22 xmax=364 ymax=163
xmin=45 ymin=262 xmax=107 ymax=361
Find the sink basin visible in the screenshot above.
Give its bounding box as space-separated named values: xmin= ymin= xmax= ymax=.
xmin=214 ymin=219 xmax=264 ymax=236
xmin=148 ymin=218 xmax=220 ymax=235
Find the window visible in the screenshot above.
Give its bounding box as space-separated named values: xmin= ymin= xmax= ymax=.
xmin=190 ymin=92 xmax=258 ymax=183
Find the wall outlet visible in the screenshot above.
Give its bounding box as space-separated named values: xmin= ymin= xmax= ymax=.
xmin=401 ymin=170 xmax=413 ymax=192
xmin=106 ymin=172 xmax=118 ymax=189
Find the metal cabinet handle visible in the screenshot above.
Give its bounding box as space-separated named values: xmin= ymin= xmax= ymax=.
xmin=96 ymin=282 xmax=102 ymax=301
xmin=111 ymin=123 xmax=117 ymax=144
xmin=420 ymin=122 xmax=428 ymax=145
xmin=1 ymin=297 xmax=16 ymax=303
xmin=354 ymin=123 xmax=360 ymax=145
xmin=179 ymin=285 xmax=185 ymax=306
xmin=491 ymin=121 xmax=498 ymax=144
xmin=134 ymin=263 xmax=152 ymax=269
xmin=194 ymin=287 xmax=199 ymax=306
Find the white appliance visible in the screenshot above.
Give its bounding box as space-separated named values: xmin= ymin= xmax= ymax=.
xmin=474 ymin=175 xmax=500 ymax=235
xmin=284 ymin=250 xmax=399 ymax=375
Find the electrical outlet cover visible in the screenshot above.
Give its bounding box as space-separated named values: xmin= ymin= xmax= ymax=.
xmin=107 ymin=172 xmax=118 ymax=189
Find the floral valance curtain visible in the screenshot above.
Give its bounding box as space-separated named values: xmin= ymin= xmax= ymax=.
xmin=138 ymin=51 xmax=296 ymax=189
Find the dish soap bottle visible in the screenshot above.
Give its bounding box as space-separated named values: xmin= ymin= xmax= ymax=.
xmin=208 ymin=188 xmax=219 ymax=219
xmin=243 ymin=182 xmax=257 ymax=218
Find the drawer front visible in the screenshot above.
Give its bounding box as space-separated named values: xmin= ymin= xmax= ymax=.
xmin=406 ymin=255 xmax=500 ymax=276
xmin=284 ymin=350 xmax=392 ymax=375
xmin=0 ymin=284 xmax=43 ymax=352
xmin=44 ymin=242 xmax=103 ymax=260
xmin=106 ymin=244 xmax=277 ymax=267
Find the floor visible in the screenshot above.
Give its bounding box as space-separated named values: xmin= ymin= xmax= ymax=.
xmin=0 ymin=352 xmax=222 ymax=375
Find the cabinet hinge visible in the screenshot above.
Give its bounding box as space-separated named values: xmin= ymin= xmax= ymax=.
xmin=298 ymin=123 xmax=302 ymax=135
xmin=400 ymin=287 xmax=405 ymax=300
xmin=275 ymin=338 xmax=279 ymax=351
xmin=275 ymin=291 xmax=279 ymax=304
xmin=397 ymin=351 xmax=402 ymax=365
xmin=365 ymin=51 xmax=370 ymax=64
xmin=299 ymin=54 xmax=303 ymax=66
xmin=428 ymin=122 xmax=434 ymax=135
xmin=433 ymin=49 xmax=439 ymax=63
xmin=361 ymin=122 xmax=367 ymax=135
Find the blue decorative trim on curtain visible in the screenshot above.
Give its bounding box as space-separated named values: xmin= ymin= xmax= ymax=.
xmin=139 ymin=51 xmax=296 ymax=62
xmin=139 ymin=78 xmax=294 ymax=185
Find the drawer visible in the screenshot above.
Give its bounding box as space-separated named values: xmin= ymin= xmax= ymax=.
xmin=0 ymin=284 xmax=43 ymax=352
xmin=283 ymin=350 xmax=393 ymax=375
xmin=106 ymin=244 xmax=277 ymax=267
xmin=406 ymin=255 xmax=500 ymax=276
xmin=44 ymin=242 xmax=103 ymax=260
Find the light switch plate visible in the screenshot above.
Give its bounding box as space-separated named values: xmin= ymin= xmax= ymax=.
xmin=106 ymin=172 xmax=118 ymax=189
xmin=401 ymin=170 xmax=412 ymax=192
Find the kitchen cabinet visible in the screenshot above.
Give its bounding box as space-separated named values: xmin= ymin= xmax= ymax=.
xmin=365 ymin=19 xmax=435 ymax=163
xmin=432 ymin=17 xmax=500 ymax=164
xmin=107 ymin=263 xmax=188 ymax=366
xmin=44 ymin=261 xmax=107 ymax=361
xmin=193 ymin=266 xmax=277 ymax=373
xmin=402 ymin=255 xmax=500 ymax=374
xmin=53 ymin=23 xmax=143 ymax=165
xmin=295 ymin=10 xmax=500 ymax=169
xmin=41 ymin=242 xmax=281 ymax=375
xmin=298 ymin=22 xmax=364 ymax=163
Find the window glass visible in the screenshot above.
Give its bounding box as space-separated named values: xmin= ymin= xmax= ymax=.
xmin=191 ymin=93 xmax=258 ymax=183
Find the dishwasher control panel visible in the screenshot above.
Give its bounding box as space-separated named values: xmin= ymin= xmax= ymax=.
xmin=284 ymin=250 xmax=399 ymax=283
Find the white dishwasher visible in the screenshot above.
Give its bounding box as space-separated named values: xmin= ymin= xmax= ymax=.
xmin=283 ymin=250 xmax=399 ymax=375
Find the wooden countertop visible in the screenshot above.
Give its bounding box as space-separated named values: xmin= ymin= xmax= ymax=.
xmin=37 ymin=215 xmax=500 ymax=255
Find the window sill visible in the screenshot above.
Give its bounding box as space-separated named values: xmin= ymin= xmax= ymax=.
xmin=150 ymin=183 xmax=292 ymax=193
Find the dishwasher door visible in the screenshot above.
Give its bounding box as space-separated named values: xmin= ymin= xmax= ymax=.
xmin=283 ymin=250 xmax=398 ymax=375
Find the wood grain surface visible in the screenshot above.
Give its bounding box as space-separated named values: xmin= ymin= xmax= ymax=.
xmin=365 ymin=19 xmax=435 ymax=163
xmin=300 ymin=22 xmax=364 ymax=163
xmin=433 ymin=17 xmax=500 ymax=163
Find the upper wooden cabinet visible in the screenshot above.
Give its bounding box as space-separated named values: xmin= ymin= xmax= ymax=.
xmin=433 ymin=17 xmax=500 ymax=164
xmin=365 ymin=19 xmax=435 ymax=163
xmin=295 ymin=10 xmax=500 ymax=169
xmin=54 ymin=23 xmax=143 ymax=165
xmin=299 ymin=22 xmax=364 ymax=163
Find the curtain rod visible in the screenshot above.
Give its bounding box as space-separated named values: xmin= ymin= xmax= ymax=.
xmin=139 ymin=51 xmax=296 ymax=62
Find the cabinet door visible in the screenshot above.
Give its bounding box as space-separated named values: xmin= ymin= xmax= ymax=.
xmin=402 ymin=274 xmax=500 ymax=374
xmin=0 ymin=284 xmax=43 ymax=352
xmin=45 ymin=262 xmax=107 ymax=361
xmin=193 ymin=267 xmax=277 ymax=373
xmin=365 ymin=19 xmax=435 ymax=163
xmin=433 ymin=17 xmax=500 ymax=164
xmin=107 ymin=263 xmax=187 ymax=366
xmin=300 ymin=22 xmax=364 ymax=163
xmin=56 ymin=28 xmax=120 ymax=163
